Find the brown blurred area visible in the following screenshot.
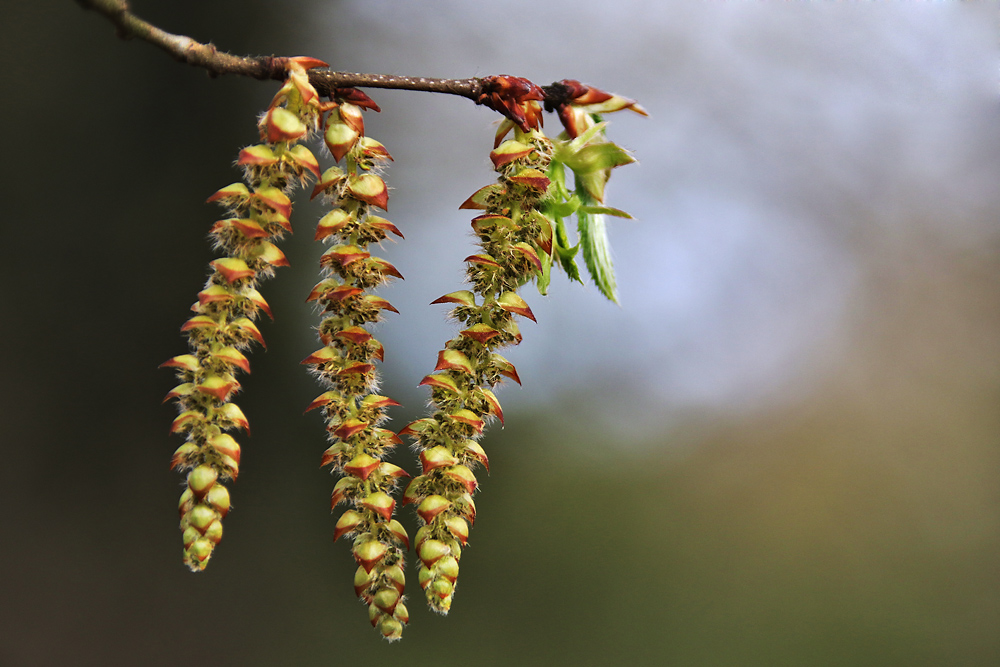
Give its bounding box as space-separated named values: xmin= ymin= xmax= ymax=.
xmin=0 ymin=2 xmax=997 ymax=665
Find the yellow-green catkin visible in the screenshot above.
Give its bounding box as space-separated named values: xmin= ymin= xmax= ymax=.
xmin=164 ymin=61 xmax=324 ymax=571
xmin=400 ymin=99 xmax=553 ymax=614
xmin=303 ymin=89 xmax=410 ymax=641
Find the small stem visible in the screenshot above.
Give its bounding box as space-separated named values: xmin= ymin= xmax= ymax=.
xmin=77 ymin=0 xmax=579 ymax=114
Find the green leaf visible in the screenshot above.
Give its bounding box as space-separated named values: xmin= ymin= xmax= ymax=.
xmin=552 ymin=121 xmax=608 ymax=162
xmin=549 ymin=193 xmax=581 ymax=219
xmin=575 ymin=170 xmax=607 ymax=202
xmin=579 ymin=205 xmax=633 ymax=219
xmin=553 ymin=216 xmax=582 ymax=284
xmin=575 ymin=174 xmax=618 ymax=303
xmin=561 ymin=142 xmax=635 ymax=176
xmin=537 ymin=247 xmax=552 ymax=296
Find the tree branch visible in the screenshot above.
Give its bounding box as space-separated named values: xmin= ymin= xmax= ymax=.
xmin=76 ymin=0 xmax=578 ymax=110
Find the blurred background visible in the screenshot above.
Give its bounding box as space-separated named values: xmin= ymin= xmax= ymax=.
xmin=2 ymin=1 xmax=998 ymax=664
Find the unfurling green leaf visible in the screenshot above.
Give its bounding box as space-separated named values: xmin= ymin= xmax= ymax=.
xmin=561 ymin=141 xmax=635 ymax=175
xmin=576 ymin=174 xmax=618 ymax=303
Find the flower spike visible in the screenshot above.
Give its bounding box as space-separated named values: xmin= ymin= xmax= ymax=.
xmin=305 ymin=89 xmax=411 ymax=641
xmin=164 ymin=63 xmax=324 ymax=571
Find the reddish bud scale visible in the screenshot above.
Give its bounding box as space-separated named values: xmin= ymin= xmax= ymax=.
xmin=308 ymin=90 xmax=409 ymax=639
xmin=165 ymin=68 xmax=327 ymax=573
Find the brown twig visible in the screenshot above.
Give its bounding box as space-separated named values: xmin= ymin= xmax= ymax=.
xmin=76 ymin=0 xmax=578 ymax=113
